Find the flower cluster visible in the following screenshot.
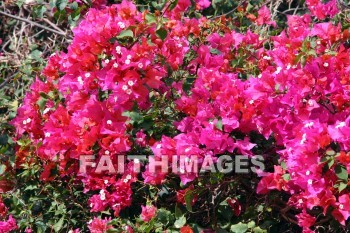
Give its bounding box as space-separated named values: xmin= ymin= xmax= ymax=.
xmin=0 ymin=198 xmax=17 ymax=233
xmin=10 ymin=0 xmax=350 ymax=231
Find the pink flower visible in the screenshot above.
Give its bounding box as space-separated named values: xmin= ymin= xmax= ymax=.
xmin=256 ymin=6 xmax=276 ymax=27
xmin=306 ymin=0 xmax=338 ymax=20
xmin=88 ymin=194 xmax=109 ymax=212
xmin=297 ymin=210 xmax=316 ymax=230
xmin=124 ymin=226 xmax=134 ymax=233
xmin=141 ymin=205 xmax=157 ymax=222
xmin=332 ymin=194 xmax=350 ymax=225
xmin=227 ymin=198 xmax=241 ymax=216
xmin=88 ymin=217 xmax=112 ymax=233
xmin=0 ymin=198 xmax=8 ymax=218
xmin=196 ymin=0 xmax=211 ymax=9
xmin=135 ymin=130 xmax=147 ymax=147
xmin=176 ymin=186 xmax=198 ymax=206
xmin=0 ymin=215 xmax=18 ymax=233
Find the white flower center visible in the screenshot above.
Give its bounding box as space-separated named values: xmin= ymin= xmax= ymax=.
xmin=300 ymin=133 xmax=307 ymax=145
xmin=275 ymin=67 xmax=282 ymax=74
xmin=78 ymin=76 xmax=84 ymax=85
xmin=116 ymin=46 xmax=122 ymax=54
xmin=99 ymin=190 xmax=106 ymax=200
xmin=118 ymin=22 xmax=125 ymax=29
xmin=128 ymin=80 xmax=134 ymax=86
xmin=304 ymin=122 xmax=314 ymax=128
xmin=43 ymin=108 xmax=50 ymax=114
xmin=336 ymin=122 xmax=346 ymax=129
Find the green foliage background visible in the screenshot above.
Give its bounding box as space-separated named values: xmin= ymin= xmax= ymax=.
xmin=1 ymin=0 xmax=349 ymax=232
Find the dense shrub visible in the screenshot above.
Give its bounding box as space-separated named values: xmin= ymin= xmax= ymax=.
xmin=1 ymin=0 xmax=350 ymax=232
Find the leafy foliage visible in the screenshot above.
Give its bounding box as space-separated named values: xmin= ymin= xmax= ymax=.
xmin=1 ymin=0 xmax=350 ymax=232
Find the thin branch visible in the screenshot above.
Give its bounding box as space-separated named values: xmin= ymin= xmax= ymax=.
xmin=0 ymin=9 xmax=66 ymax=36
xmin=338 ymin=0 xmax=350 ymax=9
xmin=0 ymin=74 xmax=16 ymax=89
xmin=41 ymin=18 xmax=66 ymax=35
xmin=210 ymin=0 xmax=246 ymax=19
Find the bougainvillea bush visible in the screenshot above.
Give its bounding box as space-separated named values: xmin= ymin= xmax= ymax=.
xmin=2 ymin=0 xmax=350 ymax=232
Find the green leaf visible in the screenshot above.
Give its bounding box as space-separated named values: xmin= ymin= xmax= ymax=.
xmin=24 ymin=185 xmax=38 ymax=191
xmin=282 ymin=174 xmax=290 ymax=181
xmin=39 ymin=92 xmax=51 ymax=99
xmin=230 ymin=223 xmax=248 ymax=233
xmin=281 ymin=160 xmax=287 ymax=170
xmin=70 ymin=1 xmax=79 ymax=10
xmin=106 ymin=229 xmax=119 ymax=233
xmin=156 ymin=28 xmax=168 ymax=41
xmin=29 ymin=50 xmax=43 ymax=61
xmin=122 ymin=111 xmax=143 ymax=124
xmin=33 ymin=5 xmax=47 ymax=19
xmin=169 ymin=0 xmax=179 ymax=10
xmin=247 ymin=221 xmax=256 ymax=229
xmin=56 ymin=0 xmax=68 ymax=11
xmin=326 ymin=150 xmax=336 ymax=156
xmin=175 ymin=204 xmax=183 ymax=218
xmin=217 ymin=229 xmax=230 ymax=233
xmin=300 ymin=56 xmax=307 ymax=67
xmin=174 ymin=215 xmax=186 ymax=228
xmin=53 ymin=216 xmax=64 ymax=232
xmin=327 ymin=158 xmax=335 ymax=169
xmin=36 ymin=98 xmax=48 ymax=111
xmin=184 ymin=191 xmax=193 ymax=212
xmin=338 ymin=182 xmax=348 ymax=192
xmin=335 ymin=164 xmax=348 ymax=181
xmin=157 ymin=209 xmax=172 ymax=225
xmin=218 ymin=205 xmax=233 ymax=221
xmin=0 ymin=164 xmax=6 ymax=176
xmin=35 ymin=221 xmax=47 ymax=233
xmin=16 ymin=0 xmax=25 ymax=7
xmin=151 ymin=2 xmax=163 ymax=10
xmin=210 ymin=48 xmax=221 ymax=55
xmin=274 ymin=84 xmax=280 ymax=92
xmin=253 ymin=227 xmax=267 ymax=233
xmin=215 ymin=119 xmax=223 ymax=131
xmin=145 ymin=13 xmax=157 ymax=24
xmin=116 ymin=29 xmax=134 ymax=39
